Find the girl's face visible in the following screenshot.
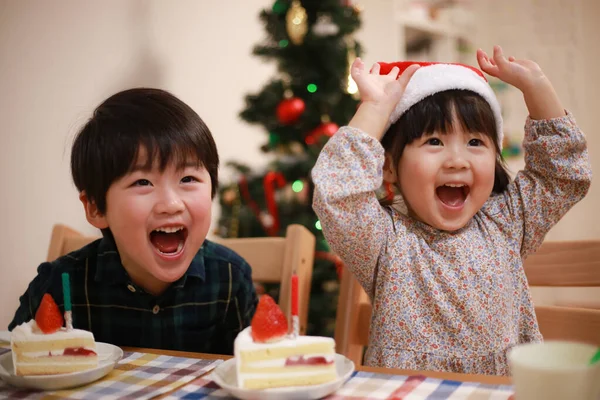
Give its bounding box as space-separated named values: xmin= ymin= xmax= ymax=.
xmin=384 ymin=118 xmax=497 ymax=232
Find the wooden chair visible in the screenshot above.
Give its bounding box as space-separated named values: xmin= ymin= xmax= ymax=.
xmin=334 ymin=240 xmax=600 ymax=366
xmin=334 ymin=266 xmax=372 ymax=365
xmin=214 ymin=224 xmax=316 ymax=335
xmin=524 ymin=240 xmax=600 ymax=346
xmin=47 ymin=224 xmax=98 ymax=262
xmin=47 ymin=223 xmax=316 ymax=335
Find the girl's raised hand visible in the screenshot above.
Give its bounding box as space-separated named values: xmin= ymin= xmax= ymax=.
xmin=347 ymin=58 xmax=419 ymax=139
xmin=351 ymin=58 xmax=419 ymax=111
xmin=477 ymin=45 xmax=564 ymax=120
xmin=476 ymin=45 xmax=547 ymax=93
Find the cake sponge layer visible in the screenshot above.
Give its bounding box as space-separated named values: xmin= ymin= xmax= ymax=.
xmin=238 ymin=342 xmax=334 ymax=363
xmin=243 ymin=372 xmax=338 ymax=389
xmin=12 ymin=338 xmax=96 ymax=355
xmin=240 ymin=363 xmax=336 ymax=374
xmin=16 ymin=362 xmax=98 ymax=376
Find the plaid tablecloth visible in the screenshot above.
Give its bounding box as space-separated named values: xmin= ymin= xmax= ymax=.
xmin=0 ymin=343 xmax=222 ymax=400
xmin=164 ymin=371 xmax=514 ymax=400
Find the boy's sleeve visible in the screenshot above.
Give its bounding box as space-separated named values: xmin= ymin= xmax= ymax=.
xmin=485 ymin=112 xmax=591 ymax=257
xmin=312 ymin=127 xmax=395 ymax=298
xmin=212 ymin=261 xmax=257 ymax=355
xmin=8 ymin=262 xmax=56 ymax=330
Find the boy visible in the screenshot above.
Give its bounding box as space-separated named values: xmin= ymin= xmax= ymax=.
xmin=9 ymin=88 xmax=257 ymax=355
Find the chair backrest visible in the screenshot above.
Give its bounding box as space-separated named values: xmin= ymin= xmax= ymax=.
xmin=334 ymin=269 xmax=371 ymax=365
xmin=47 ymin=224 xmax=98 ymax=262
xmin=214 ymin=224 xmax=316 ymax=335
xmin=47 ymin=223 xmax=316 ymax=335
xmin=334 ymin=239 xmax=600 ymax=366
xmin=524 ymin=240 xmax=600 ymax=346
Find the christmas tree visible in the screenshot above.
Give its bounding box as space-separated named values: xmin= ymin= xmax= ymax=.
xmin=217 ymin=0 xmax=363 ymax=337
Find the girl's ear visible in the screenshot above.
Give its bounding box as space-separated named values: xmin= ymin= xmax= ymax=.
xmin=79 ymin=192 xmax=109 ymax=230
xmin=383 ymin=153 xmax=398 ymax=184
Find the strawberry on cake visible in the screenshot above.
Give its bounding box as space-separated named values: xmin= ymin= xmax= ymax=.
xmin=234 ymin=295 xmax=337 ymax=389
xmin=10 ymin=294 xmax=98 ymax=376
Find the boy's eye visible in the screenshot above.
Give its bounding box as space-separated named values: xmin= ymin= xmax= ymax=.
xmin=426 ymin=138 xmax=442 ymax=146
xmin=134 ymin=179 xmax=152 ymax=186
xmin=468 ymin=139 xmax=483 ymax=146
xmin=181 ymin=176 xmax=198 ymax=183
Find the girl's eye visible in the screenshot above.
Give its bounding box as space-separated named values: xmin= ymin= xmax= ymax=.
xmin=134 ymin=179 xmax=151 ymax=186
xmin=181 ymin=176 xmax=198 ymax=183
xmin=468 ymin=139 xmax=483 ymax=146
xmin=426 ymin=138 xmax=442 ymax=146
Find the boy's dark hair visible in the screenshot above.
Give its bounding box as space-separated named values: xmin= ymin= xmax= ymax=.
xmin=71 ymin=88 xmax=219 ymax=215
xmin=381 ymin=89 xmax=510 ymax=203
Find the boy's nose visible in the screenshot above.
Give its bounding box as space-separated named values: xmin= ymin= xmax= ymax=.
xmin=155 ymin=190 xmax=185 ymax=214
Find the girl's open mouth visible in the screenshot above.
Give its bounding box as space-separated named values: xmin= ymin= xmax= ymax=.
xmin=149 ymin=226 xmax=188 ymax=255
xmin=436 ymin=184 xmax=470 ymax=207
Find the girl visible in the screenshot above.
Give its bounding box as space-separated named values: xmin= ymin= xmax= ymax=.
xmin=312 ymin=46 xmax=591 ymax=375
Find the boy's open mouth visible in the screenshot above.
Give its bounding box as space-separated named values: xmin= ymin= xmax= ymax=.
xmin=436 ymin=184 xmax=470 ymax=207
xmin=149 ymin=226 xmax=188 ymax=255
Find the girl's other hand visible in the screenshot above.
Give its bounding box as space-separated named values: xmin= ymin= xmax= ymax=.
xmin=476 ymin=45 xmax=547 ymax=93
xmin=477 ymin=45 xmax=564 ymax=119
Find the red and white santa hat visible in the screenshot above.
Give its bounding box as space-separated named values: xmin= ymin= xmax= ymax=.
xmin=378 ymin=61 xmax=503 ymax=148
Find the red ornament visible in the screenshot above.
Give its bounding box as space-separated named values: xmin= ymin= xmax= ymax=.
xmin=238 ymin=173 xmax=286 ymax=237
xmin=276 ymin=97 xmax=305 ymax=124
xmin=305 ymin=122 xmax=339 ymax=145
xmin=263 ymin=171 xmax=286 ymax=236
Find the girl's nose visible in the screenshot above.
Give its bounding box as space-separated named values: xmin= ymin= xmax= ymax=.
xmin=442 ymin=148 xmax=469 ymax=170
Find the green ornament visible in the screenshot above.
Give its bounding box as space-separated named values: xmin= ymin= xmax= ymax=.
xmin=272 ymin=0 xmax=288 ymax=15
xmin=269 ymin=132 xmax=280 ymax=146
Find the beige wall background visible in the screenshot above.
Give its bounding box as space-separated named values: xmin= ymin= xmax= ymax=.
xmin=0 ymin=0 xmax=598 ymax=328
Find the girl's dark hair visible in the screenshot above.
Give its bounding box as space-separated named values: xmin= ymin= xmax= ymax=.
xmin=380 ymin=89 xmax=510 ymax=200
xmin=71 ymin=88 xmax=219 ymax=215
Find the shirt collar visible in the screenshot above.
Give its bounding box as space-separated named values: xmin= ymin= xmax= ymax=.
xmin=94 ymin=235 xmax=129 ymax=285
xmin=171 ymin=243 xmax=206 ymax=289
xmin=94 ymin=235 xmax=206 ymax=288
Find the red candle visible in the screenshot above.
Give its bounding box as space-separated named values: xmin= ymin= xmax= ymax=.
xmin=291 ymin=273 xmax=299 ymax=316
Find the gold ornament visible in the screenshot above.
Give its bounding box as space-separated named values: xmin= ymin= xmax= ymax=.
xmin=286 ymin=0 xmax=308 ymax=45
xmin=222 ymin=188 xmax=237 ymax=205
xmin=288 ymin=141 xmax=304 ymax=155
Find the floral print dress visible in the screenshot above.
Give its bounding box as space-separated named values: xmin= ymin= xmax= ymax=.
xmin=312 ymin=113 xmax=591 ymax=375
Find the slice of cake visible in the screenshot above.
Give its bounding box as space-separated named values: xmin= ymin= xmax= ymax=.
xmin=234 ymin=295 xmax=337 ymax=389
xmin=11 ymin=294 xmax=98 ymax=376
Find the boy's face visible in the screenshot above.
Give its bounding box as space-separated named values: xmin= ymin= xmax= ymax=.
xmin=83 ymin=148 xmax=213 ymax=295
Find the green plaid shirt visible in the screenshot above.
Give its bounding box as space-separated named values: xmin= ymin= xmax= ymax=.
xmin=8 ymin=236 xmax=257 ymax=355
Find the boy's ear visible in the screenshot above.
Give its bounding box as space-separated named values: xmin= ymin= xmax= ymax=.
xmin=382 ymin=153 xmax=398 ymax=184
xmin=79 ymin=192 xmax=108 ymax=230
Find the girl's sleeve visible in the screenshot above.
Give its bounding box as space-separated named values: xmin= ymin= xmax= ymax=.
xmin=485 ymin=112 xmax=591 ymax=257
xmin=312 ymin=127 xmax=396 ymax=297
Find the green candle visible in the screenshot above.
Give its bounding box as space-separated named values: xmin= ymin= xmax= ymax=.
xmin=62 ymin=273 xmax=72 ymax=312
xmin=591 ymin=348 xmax=600 ymax=365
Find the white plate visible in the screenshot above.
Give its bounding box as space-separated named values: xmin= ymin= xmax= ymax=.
xmin=210 ymin=353 xmax=355 ymax=400
xmin=0 ymin=342 xmax=123 ymax=390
